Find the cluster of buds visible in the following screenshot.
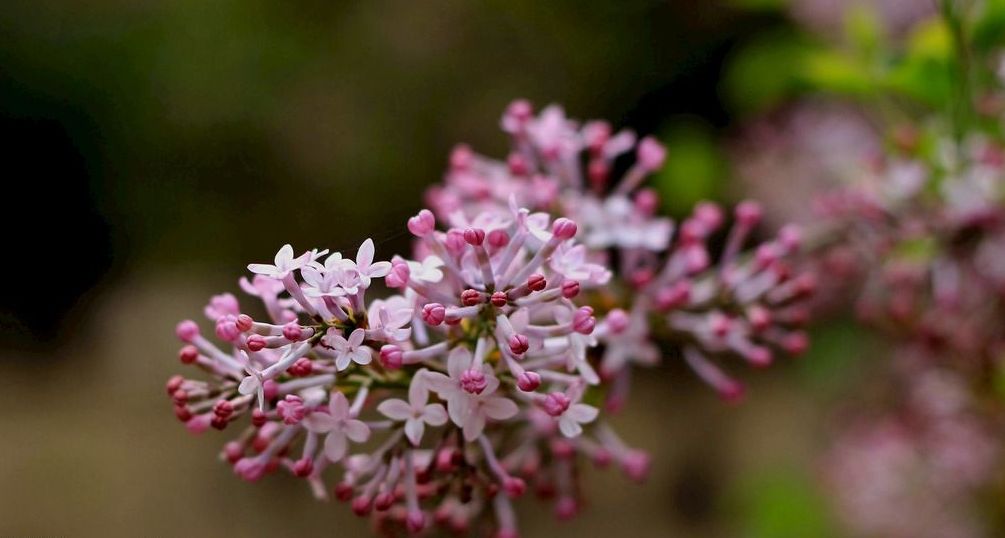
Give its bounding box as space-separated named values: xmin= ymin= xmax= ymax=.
xmin=813 ymin=136 xmax=1005 ymax=363
xmin=426 ymin=100 xmax=814 ymax=401
xmin=167 ymin=206 xmax=647 ymax=535
xmin=823 ymin=364 xmax=1000 ymax=538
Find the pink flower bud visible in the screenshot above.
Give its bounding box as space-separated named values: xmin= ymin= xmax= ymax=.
xmin=507 ymin=152 xmax=529 ymax=176
xmin=572 ymin=307 xmax=595 ymax=334
xmin=290 ymin=357 xmax=313 ymax=376
xmin=778 ymin=224 xmax=802 ymax=251
xmin=755 ymin=243 xmax=780 ymax=269
xmin=406 ymin=511 xmax=426 ymax=533
xmin=747 ymin=346 xmax=773 ymax=367
xmin=166 ymin=375 xmax=184 ymax=395
xmin=293 ymin=457 xmax=314 ymax=478
xmin=179 ymin=345 xmax=198 ymax=364
xmin=747 ymin=305 xmax=771 ymax=332
xmin=517 ymin=371 xmax=541 ymax=392
xmin=246 ymin=334 xmax=267 ymax=352
xmin=551 ymin=218 xmax=578 ymax=240
xmin=386 ymin=260 xmax=411 ymax=288
xmin=213 ymin=399 xmax=234 ymax=418
xmin=634 ymin=188 xmax=660 ymax=214
xmin=263 ymin=380 xmax=279 ymax=401
xmin=449 ymin=144 xmax=473 ymax=171
xmin=783 ymin=331 xmax=809 ymax=355
xmin=735 ymin=200 xmax=762 ymax=226
xmin=561 ymin=279 xmax=580 ymax=299
xmin=694 ymin=201 xmax=724 ymax=230
xmin=282 ymin=322 xmax=303 ymax=341
xmin=719 ymin=381 xmax=745 ymax=404
xmin=174 ymin=405 xmax=192 ymax=422
xmin=460 ymin=369 xmax=488 ymax=394
xmin=508 ymin=334 xmax=530 ymax=355
xmin=588 ymin=158 xmax=610 ymax=187
xmin=223 ymin=441 xmax=243 ymax=463
xmin=277 ymin=395 xmax=307 ymax=425
xmin=234 ymin=458 xmax=267 ymax=482
xmin=503 ymin=476 xmax=526 ymax=498
xmin=373 ymin=492 xmax=394 ymax=511
xmin=175 ymin=320 xmax=199 ymax=342
xmin=710 ymin=314 xmax=732 ymax=339
xmin=542 ymin=392 xmax=571 ymax=417
xmin=334 ymin=482 xmax=354 ymax=502
xmin=421 ymin=303 xmax=446 ymax=325
xmin=555 ymin=496 xmax=578 ymax=520
xmin=445 ymin=230 xmax=467 ymax=254
xmin=380 ymin=345 xmax=403 ymax=370
xmin=527 ymin=274 xmax=547 ymax=291
xmin=656 ymin=281 xmax=691 ymax=310
xmin=236 ymin=314 xmax=254 ymax=332
xmin=490 ymin=291 xmax=508 ymax=307
xmin=172 ymin=389 xmax=188 ymax=406
xmin=407 ymin=209 xmax=436 ymax=237
xmin=251 ymin=408 xmax=267 ymax=428
xmin=461 ymin=289 xmax=482 ymax=306
xmin=351 ymin=496 xmax=372 ymax=517
xmin=620 ymin=450 xmax=651 ymax=483
xmin=637 ymin=136 xmax=667 ymax=171
xmin=605 ymin=309 xmax=629 ymax=334
xmin=211 ymin=415 xmax=229 ymax=430
xmin=185 ymin=413 xmax=211 ymax=434
xmin=215 ymin=319 xmax=240 ymax=341
xmin=463 ymin=227 xmax=486 ymax=246
xmin=487 ymin=229 xmax=510 ymax=249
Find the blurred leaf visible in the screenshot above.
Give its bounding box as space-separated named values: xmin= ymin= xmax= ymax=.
xmin=723 ymin=32 xmax=809 ymax=115
xmin=972 ymin=0 xmax=1005 ymax=52
xmin=893 ymin=236 xmax=937 ymax=262
xmin=844 ymin=3 xmax=884 ymax=57
xmin=797 ymin=319 xmax=877 ymax=393
xmin=730 ymin=468 xmax=839 ymax=538
xmin=881 ymin=18 xmax=954 ymax=107
xmin=652 ymin=120 xmax=725 ymax=216
xmin=800 ymin=50 xmax=874 ymax=96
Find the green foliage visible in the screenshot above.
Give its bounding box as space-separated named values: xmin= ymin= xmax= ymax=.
xmin=729 ymin=468 xmax=839 ymax=538
xmin=652 ymin=120 xmax=725 ymax=216
xmin=972 ymin=0 xmax=1005 ymax=52
xmin=723 ymin=32 xmax=809 ymax=115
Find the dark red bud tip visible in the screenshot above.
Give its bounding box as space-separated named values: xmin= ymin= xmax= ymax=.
xmin=461 ymin=289 xmax=482 ymax=306
xmin=527 ymin=274 xmax=547 ymax=291
xmin=491 ymin=291 xmax=508 ymax=307
xmin=179 ymin=345 xmax=199 ymax=364
xmin=251 ymin=408 xmax=267 ymax=428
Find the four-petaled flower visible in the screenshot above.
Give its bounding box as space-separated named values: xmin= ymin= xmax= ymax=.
xmin=555 ymin=402 xmax=599 ymax=438
xmin=247 ymin=244 xmax=309 ymax=279
xmin=376 ymin=371 xmax=448 ymax=445
xmin=354 ymin=238 xmax=393 ymax=288
xmin=322 ymin=328 xmax=372 ymax=371
xmin=302 ymin=391 xmax=371 ymax=463
xmin=426 ymin=348 xmax=519 ymax=441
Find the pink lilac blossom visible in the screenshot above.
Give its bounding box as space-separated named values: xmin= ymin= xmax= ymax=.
xmin=814 ymin=136 xmax=1005 ymax=363
xmin=167 ymin=205 xmax=646 ymax=535
xmin=425 ymin=100 xmax=814 ymax=402
xmin=823 ymin=366 xmax=999 ymax=538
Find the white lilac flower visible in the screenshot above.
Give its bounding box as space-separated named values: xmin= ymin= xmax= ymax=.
xmin=303 ymin=391 xmax=371 ymax=463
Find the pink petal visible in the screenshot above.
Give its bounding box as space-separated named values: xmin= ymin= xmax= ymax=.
xmin=422 ymin=404 xmax=448 ymax=426
xmin=237 ymin=376 xmax=259 ymax=395
xmin=348 ymin=328 xmax=366 ymax=348
xmin=302 ymin=413 xmax=336 ymax=434
xmin=323 ymin=431 xmax=348 ymax=462
xmin=559 ymin=417 xmax=583 ymax=438
xmin=481 ymin=396 xmax=518 ymax=420
xmin=404 ymin=418 xmax=425 ymax=446
xmin=566 ymin=403 xmax=599 ymax=424
xmin=328 ymin=391 xmax=350 ymax=418
xmin=356 ymin=238 xmax=375 ymax=268
xmin=462 ymin=411 xmax=486 ymax=442
xmin=377 ymin=399 xmax=413 ymax=421
xmin=342 ymin=419 xmax=371 ymax=443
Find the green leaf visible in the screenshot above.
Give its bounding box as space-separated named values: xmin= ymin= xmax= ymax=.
xmin=800 ymin=50 xmax=874 ymax=96
xmin=973 ymin=0 xmax=1005 ymax=52
xmin=651 ymin=120 xmax=725 ymax=216
xmin=844 ymin=3 xmax=884 ymax=57
xmin=722 ymin=32 xmax=809 ymax=115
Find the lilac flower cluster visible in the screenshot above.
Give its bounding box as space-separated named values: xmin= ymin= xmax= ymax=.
xmin=814 ymin=136 xmax=1005 ymax=363
xmin=168 ymin=208 xmax=647 ymax=535
xmin=426 ymin=101 xmax=814 ymax=401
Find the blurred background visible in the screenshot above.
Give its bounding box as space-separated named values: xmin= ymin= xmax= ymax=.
xmin=0 ymin=0 xmax=939 ymax=536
